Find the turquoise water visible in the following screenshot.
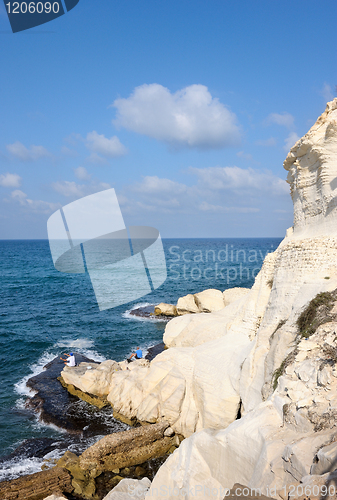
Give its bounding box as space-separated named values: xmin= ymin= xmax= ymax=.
xmin=0 ymin=238 xmax=281 ymax=479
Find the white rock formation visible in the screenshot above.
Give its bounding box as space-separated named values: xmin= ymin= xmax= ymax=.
xmin=223 ymin=286 xmax=250 ymax=305
xmin=148 ymin=321 xmax=337 ymax=498
xmin=284 ymin=98 xmax=337 ymax=239
xmin=43 ymin=495 xmax=68 ymax=500
xmin=161 ymin=286 xmax=250 ymax=316
xmin=103 ymin=478 xmax=151 ymax=500
xmin=61 ymin=359 xmax=148 ymax=397
xmin=176 ymin=293 xmax=199 ymax=314
xmin=194 ymin=288 xmax=226 ymax=312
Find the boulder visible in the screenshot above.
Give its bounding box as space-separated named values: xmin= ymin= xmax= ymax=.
xmin=176 ymin=294 xmax=199 ymax=314
xmin=0 ymin=467 xmax=73 ymax=500
xmin=154 ymin=303 xmax=177 ymax=316
xmin=223 ymin=287 xmax=250 ymax=306
xmin=194 ymin=288 xmax=225 ymax=312
xmin=102 ymin=477 xmax=151 ymax=500
xmin=79 ymin=422 xmax=174 ymax=476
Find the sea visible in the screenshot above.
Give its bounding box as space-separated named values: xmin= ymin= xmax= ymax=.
xmin=0 ymin=238 xmax=282 ymax=482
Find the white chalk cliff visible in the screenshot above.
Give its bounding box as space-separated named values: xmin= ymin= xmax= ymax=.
xmin=63 ymin=99 xmax=337 ymax=498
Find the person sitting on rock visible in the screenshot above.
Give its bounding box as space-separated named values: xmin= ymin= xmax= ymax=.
xmin=128 ymin=347 xmax=142 ymax=362
xmin=60 ymin=352 xmax=76 ymax=367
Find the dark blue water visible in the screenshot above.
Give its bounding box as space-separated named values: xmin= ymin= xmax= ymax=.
xmin=0 ymin=238 xmax=281 ymax=480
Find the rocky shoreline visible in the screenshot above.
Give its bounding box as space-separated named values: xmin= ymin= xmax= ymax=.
xmin=0 ymin=346 xmax=178 ymax=500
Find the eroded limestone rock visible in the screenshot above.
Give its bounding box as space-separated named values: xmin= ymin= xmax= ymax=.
xmin=176 ymin=293 xmax=199 ymax=314
xmin=194 ymin=288 xmax=225 ymax=312
xmin=154 ymin=303 xmax=177 ymax=316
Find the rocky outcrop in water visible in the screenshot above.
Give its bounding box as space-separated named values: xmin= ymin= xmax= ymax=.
xmin=154 ymin=287 xmax=250 ymax=316
xmin=25 ymin=354 xmax=128 ymax=436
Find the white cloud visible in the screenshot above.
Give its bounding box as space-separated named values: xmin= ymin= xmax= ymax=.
xmin=189 ymin=166 xmax=289 ymax=196
xmin=6 ymin=141 xmax=50 ymax=161
xmin=86 ymin=131 xmax=127 ymax=159
xmin=284 ymin=132 xmax=300 ymax=152
xmin=9 ymin=190 xmax=58 ymax=213
xmin=74 ymin=166 xmax=91 ymax=180
xmin=52 ymin=180 xmax=111 ymax=199
xmin=53 ymin=181 xmax=86 ymax=198
xmin=266 ymin=112 xmax=294 ymax=129
xmin=11 ymin=189 xmax=27 ymax=203
xmin=0 ymin=173 xmax=21 ymax=188
xmin=320 ymin=83 xmax=333 ymax=102
xmin=113 ymin=83 xmax=241 ymax=149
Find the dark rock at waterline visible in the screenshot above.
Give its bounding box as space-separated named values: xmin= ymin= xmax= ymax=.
xmin=25 ymin=354 xmax=127 ymax=435
xmin=129 ymin=304 xmax=171 ymax=321
xmin=145 ymin=342 xmax=166 ymax=361
xmin=3 ymin=437 xmax=59 ymax=461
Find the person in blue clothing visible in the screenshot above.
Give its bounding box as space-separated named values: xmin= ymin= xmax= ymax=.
xmin=128 ymin=346 xmax=142 ymax=362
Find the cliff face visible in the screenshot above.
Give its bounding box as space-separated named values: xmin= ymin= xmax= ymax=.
xmin=284 ymin=99 xmax=337 ymax=238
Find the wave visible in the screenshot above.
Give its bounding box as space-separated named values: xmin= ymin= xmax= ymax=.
xmin=54 ymin=338 xmax=95 ymax=349
xmin=14 ymin=351 xmax=57 ymax=397
xmin=0 ymin=456 xmax=46 ymax=482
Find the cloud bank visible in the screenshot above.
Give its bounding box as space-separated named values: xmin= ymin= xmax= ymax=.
xmin=125 ymin=165 xmax=289 ymax=217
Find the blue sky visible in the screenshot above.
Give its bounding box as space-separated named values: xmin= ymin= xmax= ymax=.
xmin=0 ymin=0 xmax=336 ymax=238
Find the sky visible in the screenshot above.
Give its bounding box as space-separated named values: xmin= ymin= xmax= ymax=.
xmin=0 ymin=0 xmax=336 ymax=239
